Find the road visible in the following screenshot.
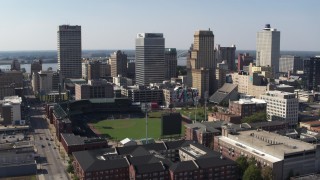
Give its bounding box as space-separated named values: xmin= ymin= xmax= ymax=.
xmin=29 ymin=100 xmax=69 ymax=180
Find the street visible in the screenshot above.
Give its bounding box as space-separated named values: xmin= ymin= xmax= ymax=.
xmin=28 ymin=99 xmax=69 ymax=180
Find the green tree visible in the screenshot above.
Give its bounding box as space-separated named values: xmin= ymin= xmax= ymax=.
xmin=261 ymin=166 xmax=273 ymax=180
xmin=243 ymin=164 xmax=262 ymax=180
xmin=236 ymin=156 xmax=249 ymax=177
xmin=241 ymin=111 xmax=267 ymax=123
xmin=213 ymin=106 xmax=218 ymax=112
xmin=67 ymin=164 xmax=74 ymax=174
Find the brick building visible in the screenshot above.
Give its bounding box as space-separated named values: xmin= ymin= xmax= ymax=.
xmin=229 ymin=98 xmax=266 ymax=118
xmin=61 ymin=133 xmax=108 ymax=154
xmin=75 ymin=80 xmax=114 ymax=100
xmin=72 ymin=140 xmax=238 ymax=180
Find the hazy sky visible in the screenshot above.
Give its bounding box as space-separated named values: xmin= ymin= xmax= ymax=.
xmin=0 ymin=0 xmax=319 ymax=51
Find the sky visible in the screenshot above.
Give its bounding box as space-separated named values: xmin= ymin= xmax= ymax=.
xmin=0 ymin=0 xmax=319 ymax=51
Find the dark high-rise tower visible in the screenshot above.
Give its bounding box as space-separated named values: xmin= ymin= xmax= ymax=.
xmin=187 ymin=30 xmax=215 ymax=97
xmin=110 ymin=50 xmax=128 ymax=78
xmin=304 ymin=57 xmax=320 ymax=90
xmin=58 ymin=25 xmax=82 ymax=78
xmin=164 ymin=48 xmax=177 ymax=80
xmin=135 ymin=33 xmax=165 ymax=86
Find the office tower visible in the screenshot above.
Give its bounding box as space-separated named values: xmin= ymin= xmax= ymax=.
xmin=279 ymin=55 xmax=303 ymax=74
xmin=38 ymin=71 xmax=61 ymax=93
xmin=260 ymin=90 xmax=298 ymax=127
xmin=215 ymin=44 xmax=236 ymax=71
xmin=135 ymin=33 xmax=165 ymax=86
xmin=187 ymin=30 xmax=215 ymax=97
xmin=164 ymin=48 xmax=177 ymax=80
xmin=88 ymin=61 xmax=101 ymax=80
xmin=215 ymin=61 xmax=229 ymax=89
xmin=237 ymin=53 xmax=253 ymax=72
xmin=110 ymin=50 xmax=128 ymax=78
xmin=127 ymin=61 xmax=135 ymax=79
xmin=10 ymin=59 xmax=20 ymax=71
xmin=304 ymin=57 xmax=320 ymax=90
xmin=31 ymin=59 xmax=42 ymax=78
xmin=100 ymin=62 xmax=111 ymax=77
xmin=256 ymin=24 xmax=280 ymax=73
xmin=81 ymin=61 xmax=88 ymax=79
xmin=57 ymin=25 xmax=82 ymax=78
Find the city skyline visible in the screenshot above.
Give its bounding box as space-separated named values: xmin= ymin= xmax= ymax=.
xmin=0 ymin=0 xmax=319 ymax=51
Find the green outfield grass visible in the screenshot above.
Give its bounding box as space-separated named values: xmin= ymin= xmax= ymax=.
xmin=91 ymin=112 xmax=185 ymax=140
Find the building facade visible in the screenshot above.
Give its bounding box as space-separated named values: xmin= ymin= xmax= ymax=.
xmin=215 ymin=61 xmax=229 ymax=90
xmin=163 ymin=87 xmax=198 ymax=107
xmin=256 ymin=24 xmax=280 ymax=73
xmin=87 ymin=61 xmax=101 ymax=80
xmin=38 ymin=70 xmax=61 ymax=94
xmin=215 ymin=44 xmax=236 ymax=71
xmin=75 ymin=80 xmax=114 ymax=100
xmin=135 ymin=33 xmax=165 ymax=85
xmin=121 ymin=85 xmax=163 ymax=104
xmin=237 ymin=53 xmax=253 ymax=72
xmin=229 ymin=98 xmax=266 ymax=118
xmin=279 ymin=55 xmax=303 ymax=74
xmin=304 ymin=57 xmax=320 ymax=90
xmin=187 ymin=30 xmax=216 ymax=97
xmin=110 ymin=50 xmax=127 ymax=78
xmin=58 ymin=25 xmax=82 ymax=78
xmin=214 ymin=129 xmax=320 ymax=180
xmin=260 ymin=90 xmax=298 ymax=127
xmin=164 ymin=48 xmax=177 ymax=80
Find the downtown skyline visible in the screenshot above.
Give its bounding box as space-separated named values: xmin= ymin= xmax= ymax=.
xmin=0 ymin=0 xmax=320 ymax=51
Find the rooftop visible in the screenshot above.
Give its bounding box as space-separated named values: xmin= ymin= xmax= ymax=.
xmin=61 ymin=133 xmax=107 ymax=146
xmin=221 ymin=130 xmax=316 ymax=159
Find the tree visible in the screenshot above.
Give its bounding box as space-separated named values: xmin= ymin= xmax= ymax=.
xmin=241 ymin=111 xmax=267 ymax=123
xmin=213 ymin=106 xmax=218 ymax=112
xmin=243 ymin=164 xmax=262 ymax=180
xmin=236 ymin=156 xmax=249 ymax=177
xmin=67 ymin=164 xmax=74 ymax=174
xmin=21 ymin=68 xmax=26 ymax=73
xmin=261 ymin=166 xmax=273 ymax=180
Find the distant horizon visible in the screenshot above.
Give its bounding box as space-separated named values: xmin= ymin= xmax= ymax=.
xmin=1 ymin=49 xmax=320 ymax=53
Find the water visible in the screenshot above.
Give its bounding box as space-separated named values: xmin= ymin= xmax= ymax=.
xmin=0 ymin=63 xmax=58 ymax=73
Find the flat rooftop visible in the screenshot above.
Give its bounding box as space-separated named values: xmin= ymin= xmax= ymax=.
xmin=222 ymin=130 xmax=316 ymax=159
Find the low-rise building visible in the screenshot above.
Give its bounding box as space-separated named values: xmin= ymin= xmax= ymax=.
xmin=229 ymin=98 xmax=266 ymax=118
xmin=0 ymin=146 xmax=37 ymax=178
xmin=209 ymin=83 xmax=238 ymax=105
xmin=61 ymin=133 xmax=108 ymax=154
xmin=163 ymin=87 xmax=198 ymax=107
xmin=260 ymin=90 xmax=299 ymax=127
xmin=75 ymin=80 xmax=114 ymax=100
xmin=72 ymin=140 xmax=238 ymax=180
xmin=121 ymin=85 xmax=163 ymax=104
xmin=0 ymin=96 xmax=22 ymax=125
xmin=214 ymin=129 xmax=320 ymax=180
xmin=184 ymin=122 xmax=221 ymax=148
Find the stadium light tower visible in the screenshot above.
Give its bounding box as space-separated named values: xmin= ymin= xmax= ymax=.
xmin=142 ymin=103 xmax=151 ymax=144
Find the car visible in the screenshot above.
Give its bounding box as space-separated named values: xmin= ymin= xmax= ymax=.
xmin=50 ymin=138 xmax=53 ymax=141
xmin=46 ymin=137 xmax=49 ymax=140
xmin=41 ymin=145 xmax=45 ymax=148
xmin=48 ymin=143 xmax=50 ymax=146
xmin=39 ymin=137 xmax=43 ymax=140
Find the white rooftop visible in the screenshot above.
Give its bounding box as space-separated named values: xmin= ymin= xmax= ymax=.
xmin=2 ymin=96 xmax=22 ymax=104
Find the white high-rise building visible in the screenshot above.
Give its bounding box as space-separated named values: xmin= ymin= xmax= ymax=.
xmin=256 ymin=24 xmax=280 ymax=73
xmin=135 ymin=33 xmax=165 ymax=86
xmin=260 ymin=90 xmax=298 ymax=127
xmin=58 ymin=25 xmax=82 ymax=78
